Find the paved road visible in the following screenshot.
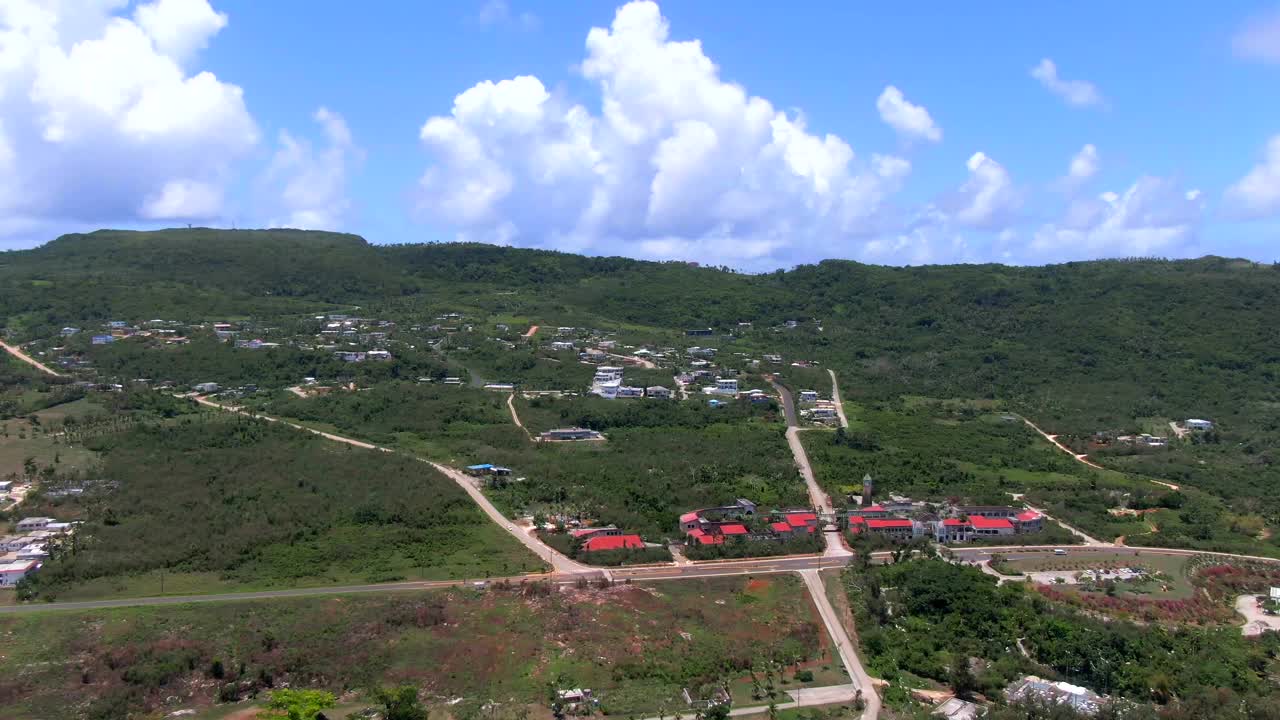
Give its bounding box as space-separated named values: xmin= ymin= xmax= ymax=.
xmin=0 ymin=339 xmax=63 ymax=377
xmin=800 ymin=570 xmax=879 ymax=720
xmin=771 ymin=379 xmax=843 ymax=548
xmin=827 ymin=369 xmax=850 ymax=429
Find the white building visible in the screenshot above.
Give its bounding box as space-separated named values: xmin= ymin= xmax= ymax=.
xmin=15 ymin=517 xmax=53 ymax=532
xmin=550 ymin=341 xmax=575 ymax=351
xmin=617 ymin=386 xmax=645 ymax=398
xmin=646 ymin=386 xmax=673 ymax=399
xmin=1185 ymin=418 xmax=1214 ymax=431
xmin=0 ymin=560 xmax=38 ymax=587
xmin=714 ymin=378 xmax=739 ymax=395
xmin=798 ymin=390 xmax=819 ymax=404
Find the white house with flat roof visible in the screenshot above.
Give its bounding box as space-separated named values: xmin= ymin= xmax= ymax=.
xmin=713 ymin=378 xmax=738 ymax=395
xmin=15 ymin=517 xmax=53 ymax=532
xmin=0 ymin=560 xmax=38 ymax=587
xmin=1185 ymin=418 xmax=1214 ymax=431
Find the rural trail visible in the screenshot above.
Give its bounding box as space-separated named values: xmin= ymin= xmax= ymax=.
xmin=189 ymin=395 xmax=586 ymax=573
xmin=1018 ymin=414 xmax=1182 ymax=491
xmin=0 ymin=339 xmax=63 ymax=377
xmin=800 ymin=569 xmax=881 ymax=720
xmin=828 ymin=369 xmax=850 ymax=429
xmin=506 ymin=392 xmax=533 ymax=441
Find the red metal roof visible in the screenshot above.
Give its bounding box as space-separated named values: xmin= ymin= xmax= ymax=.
xmin=862 ymin=504 xmax=885 ymax=512
xmin=769 ymin=521 xmax=791 ymax=533
xmin=786 ymin=513 xmax=818 ymax=527
xmin=582 ymin=534 xmax=645 ymax=552
xmin=694 ymin=533 xmax=724 ymax=545
xmin=720 ymin=523 xmax=749 ymax=535
xmin=942 ymin=518 xmax=968 ymax=527
xmin=867 ymin=518 xmax=913 ymax=529
xmin=569 ymin=527 xmax=605 ymax=538
xmin=1015 ymin=511 xmax=1042 ymax=522
xmin=679 ymin=511 xmax=701 ymax=523
xmin=969 ymin=515 xmax=1014 ymax=530
xmin=848 ymin=516 xmax=866 ymax=525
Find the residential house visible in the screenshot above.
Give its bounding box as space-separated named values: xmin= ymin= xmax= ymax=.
xmin=550 ymin=341 xmax=575 ymax=351
xmin=617 ymin=386 xmax=645 ymax=398
xmin=192 ymin=382 xmax=220 ymax=394
xmin=366 ymin=349 xmax=392 ymax=361
xmin=582 ymin=349 xmax=609 ymax=363
xmin=465 ymin=464 xmax=513 ymax=478
xmin=1185 ymin=418 xmax=1214 ymax=431
xmin=483 ymin=383 xmax=516 ymax=392
xmin=645 ymin=386 xmax=672 ymax=399
xmin=763 ymin=354 xmax=783 ymax=363
xmin=59 ymin=327 xmax=80 ymax=336
xmin=713 ymin=378 xmax=739 ymax=395
xmin=688 ymin=346 xmax=717 ymax=357
xmin=798 ymin=390 xmax=819 ymax=404
xmin=91 ymin=335 xmax=115 ymax=345
xmin=686 ymin=328 xmax=714 ymax=336
xmin=569 ymin=526 xmax=622 ymax=540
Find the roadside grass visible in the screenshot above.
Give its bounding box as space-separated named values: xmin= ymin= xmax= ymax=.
xmin=0 ymin=576 xmax=836 ymax=720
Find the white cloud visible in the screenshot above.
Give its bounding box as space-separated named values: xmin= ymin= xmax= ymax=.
xmin=1032 ymin=176 xmax=1204 ymax=260
xmin=0 ymin=0 xmax=256 ymax=231
xmin=876 ymin=86 xmax=941 ymax=143
xmin=1232 ymin=7 xmax=1280 ymax=64
xmin=133 ymin=0 xmax=227 ymax=63
xmin=261 ymin=107 xmax=362 ymax=231
xmin=416 ymin=0 xmax=908 ymax=267
xmin=1066 ymin=143 xmax=1099 ymax=185
xmin=1223 ymin=134 xmax=1280 ymax=219
xmin=1030 ymin=58 xmax=1103 ymax=108
xmin=476 ymin=0 xmax=539 ymax=31
xmin=952 ymin=152 xmax=1019 ymax=230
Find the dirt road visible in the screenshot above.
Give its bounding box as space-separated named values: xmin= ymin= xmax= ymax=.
xmin=523 ymin=325 xmax=539 ymax=338
xmin=0 ymin=339 xmax=63 ymax=377
xmin=828 ymin=369 xmax=850 ymax=429
xmin=190 ymin=395 xmax=585 ymax=573
xmin=506 ymin=392 xmax=533 ymax=440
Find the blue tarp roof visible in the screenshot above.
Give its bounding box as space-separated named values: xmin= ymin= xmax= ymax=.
xmin=467 ymin=464 xmax=494 ymax=470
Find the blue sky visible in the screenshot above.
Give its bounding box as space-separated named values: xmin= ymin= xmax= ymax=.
xmin=1 ymin=0 xmax=1278 ymax=268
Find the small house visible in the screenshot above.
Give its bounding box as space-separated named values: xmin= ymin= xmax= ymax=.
xmin=617 ymin=386 xmax=645 ymax=398
xmin=645 ymin=386 xmax=672 ymax=399
xmin=192 ymin=382 xmax=220 ymax=394
xmin=541 ymin=428 xmax=603 ymax=442
xmin=798 ymin=390 xmax=819 ymax=404
xmin=15 ymin=517 xmax=53 ymax=532
xmin=0 ymin=560 xmax=38 ymax=587
xmin=1185 ymin=418 xmax=1214 ymax=431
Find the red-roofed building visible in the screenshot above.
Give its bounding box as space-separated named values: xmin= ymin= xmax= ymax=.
xmin=769 ymin=521 xmax=793 ymax=537
xmin=720 ymin=524 xmax=749 ymax=536
xmin=582 ymin=534 xmax=645 ymax=552
xmin=864 ymin=517 xmax=916 ymax=541
xmin=969 ymin=515 xmax=1015 ymax=536
xmin=936 ymin=518 xmax=972 ymax=542
xmin=850 ymin=504 xmax=892 ymax=519
xmin=691 ymin=531 xmax=724 ymax=545
xmin=785 ymin=512 xmax=818 ymax=528
xmin=569 ymin=526 xmax=621 ymax=539
xmin=1013 ymin=511 xmax=1044 ymax=533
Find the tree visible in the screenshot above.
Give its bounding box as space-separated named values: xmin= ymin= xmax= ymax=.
xmin=948 ymin=653 xmax=977 ymax=700
xmin=258 ymin=689 xmax=336 ymax=720
xmin=375 ymin=685 xmax=429 ymax=720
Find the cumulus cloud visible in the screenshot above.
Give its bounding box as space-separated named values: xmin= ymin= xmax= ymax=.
xmin=416 ymin=0 xmax=909 ymax=267
xmin=1030 ymin=58 xmax=1104 ymax=108
xmin=876 ymin=86 xmax=941 ymax=143
xmin=0 ymin=0 xmax=257 ymax=233
xmin=133 ymin=0 xmax=227 ymax=62
xmin=952 ymin=152 xmax=1019 ymax=230
xmin=1232 ymin=7 xmax=1280 ymax=64
xmin=1065 ymin=143 xmax=1099 ymax=186
xmin=1223 ymin=135 xmax=1280 ymax=219
xmin=260 ymin=108 xmax=362 ymax=231
xmin=1033 ymin=176 xmax=1204 ymax=260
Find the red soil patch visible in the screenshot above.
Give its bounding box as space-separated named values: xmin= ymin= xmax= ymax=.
xmin=745 ymin=578 xmax=772 ymax=592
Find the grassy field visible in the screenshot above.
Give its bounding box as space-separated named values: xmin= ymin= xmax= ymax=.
xmin=0 ymin=575 xmax=840 ymax=720
xmin=18 ymin=418 xmax=543 ymax=601
xmin=0 ymin=398 xmax=101 ymax=478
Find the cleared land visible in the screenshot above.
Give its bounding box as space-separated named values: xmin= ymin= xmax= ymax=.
xmin=0 ymin=575 xmax=842 ymax=720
